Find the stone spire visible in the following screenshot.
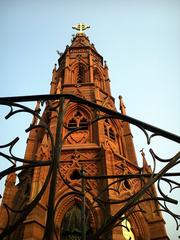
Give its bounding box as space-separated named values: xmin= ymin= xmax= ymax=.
xmin=119 ymin=95 xmax=127 ymax=115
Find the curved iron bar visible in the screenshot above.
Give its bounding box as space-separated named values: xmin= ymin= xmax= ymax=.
xmin=90 ymin=175 xmax=178 ymax=205
xmin=86 ymin=197 xmax=112 ymax=233
xmin=0 ymin=158 xmax=54 ymax=239
xmin=56 ymin=117 xmax=90 ymax=193
xmin=138 ymin=168 xmax=154 ymax=200
xmin=149 ymin=148 xmax=180 ymax=199
xmin=85 ymin=167 xmax=180 ymax=235
xmin=0 ymin=102 xmax=54 ymax=169
xmin=2 ymin=101 xmax=40 ymax=120
xmin=0 ymin=101 xmax=54 ymax=165
xmin=84 ymin=176 xmax=147 ymax=236
xmin=157 ymin=200 xmax=180 ymax=230
xmin=149 ymin=150 xmax=157 ymax=176
xmin=52 ymin=191 xmax=83 ymax=240
xmin=62 ymin=125 xmax=89 ymax=144
xmin=9 ymin=124 xmax=53 ymax=162
xmin=138 ymin=166 xmax=160 ymax=207
xmin=89 ymin=113 xmax=176 ymax=213
xmin=76 ymin=172 xmax=114 ymax=234
xmin=90 ymin=151 xmax=180 ymax=239
xmin=91 ymin=114 xmax=151 ymax=144
xmin=113 ymin=208 xmax=146 ymax=230
xmin=0 ymin=132 xmax=50 ymax=166
xmin=84 ymin=170 xmax=180 ymax=203
xmin=0 ymin=94 xmax=180 ymax=239
xmin=54 ymin=191 xmax=83 ymax=214
xmin=160 ymin=177 xmax=180 ymax=192
xmin=43 ymin=97 xmax=64 ymax=240
xmin=92 ymin=178 xmax=137 ymax=204
xmin=128 ymin=196 xmax=178 ymax=212
xmin=83 ymin=169 xmax=179 ymax=238
xmin=0 ymin=137 xmax=19 ymax=149
xmin=86 ymin=199 xmax=108 ymax=229
xmin=150 ymin=148 xmax=180 ymax=163
xmin=0 ymin=160 xmax=51 ymax=181
xmin=0 ymin=94 xmax=179 ymax=143
xmin=157 ymin=179 xmax=179 ymax=205
xmin=43 ymin=97 xmax=89 ymax=238
xmin=0 ymin=101 xmax=55 ymax=239
xmin=0 ymin=152 xmax=16 ymax=168
xmin=57 ymin=167 xmax=82 ymax=193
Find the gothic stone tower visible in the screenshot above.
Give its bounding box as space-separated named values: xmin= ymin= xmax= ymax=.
xmin=0 ymin=27 xmax=169 ymax=240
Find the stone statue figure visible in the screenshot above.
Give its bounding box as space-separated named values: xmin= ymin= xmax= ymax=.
xmin=61 ymin=204 xmax=90 ymax=240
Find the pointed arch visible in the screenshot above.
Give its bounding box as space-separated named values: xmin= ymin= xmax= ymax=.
xmin=103 ymin=118 xmax=126 ymax=155
xmin=54 ymin=192 xmax=99 ymax=240
xmin=93 ymin=67 xmax=105 ymax=90
xmin=60 ymin=204 xmax=83 ymax=239
xmin=71 ymin=62 xmax=89 ymax=84
xmin=104 ymin=119 xmax=116 ymax=141
xmin=111 ymin=118 xmax=128 ymax=157
xmin=63 ymin=104 xmax=93 ymax=144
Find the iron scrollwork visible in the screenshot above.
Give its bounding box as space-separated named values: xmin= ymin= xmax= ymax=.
xmin=0 ymin=94 xmax=179 ymax=240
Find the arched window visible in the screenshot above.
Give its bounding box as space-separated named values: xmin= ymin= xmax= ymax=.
xmin=93 ymin=69 xmax=104 ymax=89
xmin=109 ymin=127 xmax=115 ymax=141
xmin=60 ymin=204 xmax=92 ymax=240
xmin=68 ymin=111 xmax=88 ymax=130
xmin=61 ymin=205 xmax=82 ymax=240
xmin=104 ymin=119 xmax=116 ymax=141
xmin=71 ymin=63 xmax=88 ymax=84
xmin=104 ymin=125 xmax=108 ymax=136
xmin=66 ymin=110 xmax=90 ymax=144
xmin=77 ymin=63 xmax=86 ymax=83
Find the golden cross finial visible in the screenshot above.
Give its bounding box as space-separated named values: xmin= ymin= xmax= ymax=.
xmin=72 ymin=23 xmax=90 ymax=33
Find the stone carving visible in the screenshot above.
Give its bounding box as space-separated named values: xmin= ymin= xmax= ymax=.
xmin=61 ymin=149 xmax=99 ymax=162
xmin=83 ymin=162 xmax=98 ymax=176
xmin=65 ymin=110 xmax=90 ymax=144
xmin=67 ymin=130 xmax=89 ymax=144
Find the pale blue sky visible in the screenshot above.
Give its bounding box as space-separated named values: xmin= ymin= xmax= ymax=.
xmin=0 ymin=0 xmax=180 ymax=239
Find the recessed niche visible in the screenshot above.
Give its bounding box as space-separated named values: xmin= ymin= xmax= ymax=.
xmin=70 ymin=169 xmax=81 ymax=180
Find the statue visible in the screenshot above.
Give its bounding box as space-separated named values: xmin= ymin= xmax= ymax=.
xmin=61 ymin=204 xmax=90 ymax=240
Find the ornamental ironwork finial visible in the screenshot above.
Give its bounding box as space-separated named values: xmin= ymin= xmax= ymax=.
xmin=72 ymin=23 xmax=90 ymax=33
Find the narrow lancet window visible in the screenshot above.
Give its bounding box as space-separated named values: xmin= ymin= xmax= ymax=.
xmin=77 ymin=63 xmax=85 ymax=83
xmin=104 ymin=120 xmax=116 ymax=141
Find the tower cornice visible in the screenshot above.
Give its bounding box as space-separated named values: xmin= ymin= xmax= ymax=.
xmin=58 ymin=43 xmax=104 ymax=67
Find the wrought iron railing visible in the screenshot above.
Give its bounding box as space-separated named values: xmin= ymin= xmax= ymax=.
xmin=0 ymin=94 xmax=179 ymax=240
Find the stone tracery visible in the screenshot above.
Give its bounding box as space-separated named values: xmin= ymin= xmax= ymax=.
xmin=65 ymin=109 xmax=90 ymax=144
